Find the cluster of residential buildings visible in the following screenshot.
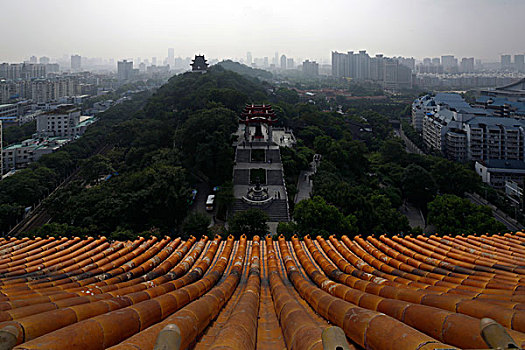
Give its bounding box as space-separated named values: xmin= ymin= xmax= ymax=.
xmin=414 ymin=74 xmax=522 ymax=90
xmin=1 ymin=105 xmax=96 ymax=174
xmin=302 ymin=60 xmax=319 ymax=77
xmin=331 ymin=50 xmax=414 ymax=90
xmin=411 ymin=79 xmax=525 ymax=189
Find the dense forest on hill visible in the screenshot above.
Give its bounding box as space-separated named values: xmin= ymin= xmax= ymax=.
xmin=42 ymin=67 xmax=271 ymax=238
xmin=2 ymin=62 xmax=507 ymax=238
xmin=0 ymin=91 xmax=152 ymax=233
xmin=273 ymin=93 xmax=506 ymax=237
xmin=216 ymin=60 xmax=273 ymax=80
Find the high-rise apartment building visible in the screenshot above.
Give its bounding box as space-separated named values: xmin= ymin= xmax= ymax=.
xmin=36 ymin=105 xmax=81 ymax=138
xmin=280 ymin=55 xmax=287 ymax=70
xmin=167 ymin=48 xmax=175 ymax=68
xmin=39 ymin=56 xmax=50 ymax=65
xmin=71 ymin=55 xmax=81 ymax=71
xmin=331 ymin=50 xmax=370 ymax=80
xmin=0 ymin=63 xmax=46 ymax=80
xmin=370 ymin=54 xmax=384 ymax=81
xmin=515 ymin=55 xmax=525 ymax=72
xmin=382 ymin=58 xmax=412 ymax=90
xmin=117 ymin=60 xmax=134 ymax=81
xmin=286 ymin=58 xmax=294 ymax=69
xmin=302 ymin=60 xmax=319 ymax=76
xmin=331 ymin=51 xmax=347 ymax=77
xmin=246 ymin=52 xmax=252 ymax=66
xmin=460 ymin=57 xmax=475 ymax=73
xmin=501 ymin=55 xmax=512 ymax=69
xmin=441 ymin=55 xmax=458 ymax=72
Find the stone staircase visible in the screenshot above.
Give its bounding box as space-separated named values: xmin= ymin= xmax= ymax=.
xmin=232 ymin=199 xmax=289 ymax=222
xmin=266 ymin=170 xmax=284 ymax=185
xmin=233 ymin=169 xmax=249 ymax=185
xmin=266 ymin=150 xmax=281 ymax=163
xmin=236 ymin=149 xmax=250 ymax=163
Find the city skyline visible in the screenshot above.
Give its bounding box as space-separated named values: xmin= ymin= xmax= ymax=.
xmin=1 ymin=0 xmax=524 ymax=63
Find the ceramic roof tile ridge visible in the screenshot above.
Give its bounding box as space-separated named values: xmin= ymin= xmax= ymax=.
xmin=0 ymin=238 xmax=31 ymax=255
xmin=348 ymin=236 xmax=451 ymax=291
xmin=403 ymin=236 xmax=522 ymax=283
xmin=0 ymin=238 xmax=59 ymax=265
xmin=0 ymin=239 xmax=184 ymax=321
xmin=298 ymin=235 xmax=525 ymax=349
xmin=254 ymin=240 xmax=287 ymax=350
xmin=375 ymin=236 xmax=525 ymax=303
xmin=328 ymin=235 xmax=427 ymax=288
xmin=0 ymin=237 xmax=96 ymax=279
xmin=283 ymin=240 xmax=333 ymax=328
xmin=502 ymin=233 xmax=525 ymax=247
xmin=0 ymin=237 xmax=157 ymax=297
xmin=365 ymin=236 xmax=519 ymax=294
xmin=193 ymin=240 xmax=253 ymax=348
xmin=345 ymin=235 xmax=478 ymax=292
xmin=0 ymin=242 xmax=130 ymax=306
xmin=111 ymin=236 xmax=250 ymax=350
xmin=266 ymin=235 xmax=325 ymax=350
xmin=283 ymin=235 xmax=452 ymax=350
xmin=380 ymin=235 xmax=507 ymax=284
xmin=103 ymin=236 xmax=211 ymax=298
xmin=366 ymin=236 xmax=525 ymax=307
xmin=365 ymin=236 xmax=525 ymax=309
xmin=365 ymin=235 xmax=479 ymax=290
xmin=481 ymin=234 xmax=525 ymax=255
xmin=420 ymin=235 xmax=525 ymax=274
xmin=392 ymin=236 xmax=518 ymax=281
xmin=8 ymin=236 xmax=232 ymax=349
xmin=0 ymin=238 xmax=69 ymax=275
xmin=346 ymin=236 xmax=525 ymax=307
xmin=0 ymin=238 xmax=116 ymax=289
xmin=89 ymin=237 xmax=185 ymax=293
xmin=312 ymin=236 xmax=525 ymax=335
xmin=465 ymin=235 xmax=525 ymax=260
xmin=0 ymin=238 xmax=142 ymax=300
xmin=429 ymin=235 xmax=525 ymax=266
xmin=0 ymin=238 xmax=206 ymax=344
xmin=0 ymin=238 xmax=99 ymax=274
xmin=80 ymin=237 xmax=173 ymax=289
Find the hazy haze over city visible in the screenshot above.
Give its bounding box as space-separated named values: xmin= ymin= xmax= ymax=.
xmin=0 ymin=0 xmax=524 ymax=62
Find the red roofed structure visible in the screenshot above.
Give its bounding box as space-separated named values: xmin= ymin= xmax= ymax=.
xmin=240 ymin=104 xmax=277 ymax=141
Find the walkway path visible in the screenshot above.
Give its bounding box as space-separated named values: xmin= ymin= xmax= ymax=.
xmin=295 ymin=157 xmax=320 ymax=204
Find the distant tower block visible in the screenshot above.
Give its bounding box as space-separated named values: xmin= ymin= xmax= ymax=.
xmin=240 ymin=104 xmax=277 ymax=143
xmin=190 ymin=55 xmax=208 ymax=73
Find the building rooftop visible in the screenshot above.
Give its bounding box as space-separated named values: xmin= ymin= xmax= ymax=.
xmin=41 ymin=104 xmax=79 ymax=115
xmin=0 ymin=233 xmax=523 ymax=349
xmin=467 ymin=116 xmax=525 ymax=127
xmin=3 ymin=137 xmax=70 ymax=151
xmin=75 ymin=116 xmax=97 ymax=128
xmin=479 ymin=159 xmax=525 ymax=170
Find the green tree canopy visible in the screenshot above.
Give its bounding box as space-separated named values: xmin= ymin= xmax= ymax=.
xmin=228 ymin=209 xmax=269 ymax=238
xmin=428 ymin=194 xmax=507 ymax=235
xmin=401 ymin=164 xmax=437 ymax=208
xmin=182 ymin=212 xmax=211 ymax=238
xmin=293 ymin=196 xmax=357 ymax=236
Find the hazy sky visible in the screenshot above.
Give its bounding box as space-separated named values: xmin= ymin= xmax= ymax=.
xmin=1 ymin=0 xmax=524 ymax=63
